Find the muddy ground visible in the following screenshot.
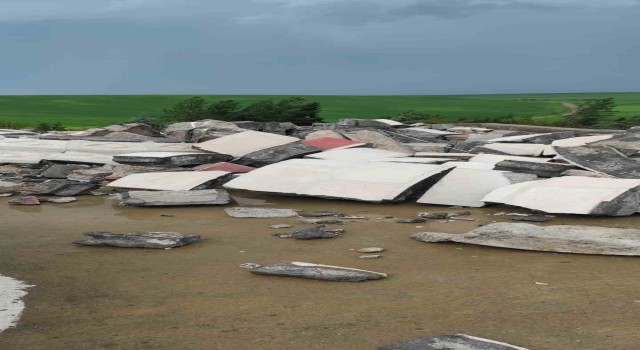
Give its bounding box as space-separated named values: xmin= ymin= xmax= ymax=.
xmin=1 ymin=193 xmax=640 ymax=350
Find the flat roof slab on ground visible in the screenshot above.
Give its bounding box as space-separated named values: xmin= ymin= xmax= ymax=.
xmin=193 ymin=131 xmax=299 ymax=158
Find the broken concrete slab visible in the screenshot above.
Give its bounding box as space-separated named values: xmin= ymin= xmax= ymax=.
xmin=234 ymin=142 xmax=321 ymax=167
xmin=164 ymin=119 xmax=245 ymax=142
xmin=342 ymin=130 xmax=414 ymax=153
xmin=74 ymin=232 xmax=200 ymax=249
xmin=380 ymin=334 xmax=529 ymax=350
xmin=336 ymin=118 xmax=394 ymax=129
xmin=300 ymin=137 xmax=366 ymax=150
xmin=275 ymin=226 xmax=341 ymax=240
xmin=371 ymin=157 xmax=455 ymax=164
xmin=224 ymin=159 xmax=453 ymax=203
xmin=106 ymin=164 xmax=187 ymax=180
xmin=412 ymin=222 xmax=640 ymax=256
xmin=468 ymin=154 xmax=552 ymax=165
xmin=70 ymin=123 xmax=161 ymax=138
xmin=554 ymin=145 xmax=640 ymax=179
xmin=306 ymin=148 xmax=411 ymax=161
xmin=8 ymin=196 xmax=40 ymax=205
xmin=560 ymin=169 xmax=611 ymax=178
xmin=441 ymin=161 xmax=495 ymax=170
xmin=195 ymin=162 xmax=255 ymax=173
xmin=224 ymin=207 xmax=299 ymax=218
xmin=402 ymin=143 xmax=451 ymax=153
xmin=471 ymin=143 xmax=547 ymax=157
xmin=418 ymin=168 xmax=537 ymax=207
xmin=551 ymin=134 xmax=614 ymax=147
xmin=303 ymin=130 xmax=347 ymax=140
xmin=374 ymin=119 xmax=405 ymax=127
xmin=66 ymin=168 xmax=112 ymax=183
xmin=107 ymin=171 xmax=231 ymax=191
xmin=39 ymin=163 xmax=90 ymax=179
xmin=114 ymin=152 xmax=229 ymax=166
xmin=193 ymin=130 xmax=299 ymax=158
xmin=414 ymin=152 xmax=474 ymax=160
xmin=47 ymin=197 xmax=77 ymax=204
xmin=483 ymin=176 xmax=640 ymax=216
xmin=248 ymin=262 xmax=387 ymax=282
xmin=0 ymin=180 xmax=20 ymax=193
xmin=121 ymin=189 xmax=230 ymax=206
xmin=299 ymin=218 xmax=344 ymax=225
xmin=31 ymin=180 xmax=99 ymax=196
xmin=494 ymin=160 xmax=574 ymax=178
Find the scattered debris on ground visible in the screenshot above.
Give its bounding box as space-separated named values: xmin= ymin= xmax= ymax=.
xmin=73 ymin=232 xmax=201 ymax=249
xmin=379 ymin=334 xmax=529 ymax=350
xmin=247 ymin=262 xmax=387 ymax=282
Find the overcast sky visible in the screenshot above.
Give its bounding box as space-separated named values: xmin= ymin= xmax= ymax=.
xmin=1 ymin=0 xmax=639 ymax=95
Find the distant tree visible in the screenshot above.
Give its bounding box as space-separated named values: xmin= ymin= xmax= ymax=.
xmin=390 ymin=110 xmax=447 ymax=124
xmin=207 ymin=100 xmax=241 ymax=120
xmin=162 ymin=97 xmax=210 ymax=122
xmin=566 ymin=98 xmax=616 ymax=127
xmin=34 ymin=122 xmax=66 ymax=132
xmin=237 ymin=97 xmax=322 ymax=125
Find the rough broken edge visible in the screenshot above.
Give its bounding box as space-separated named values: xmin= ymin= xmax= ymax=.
xmin=0 ymin=274 xmax=33 ymax=333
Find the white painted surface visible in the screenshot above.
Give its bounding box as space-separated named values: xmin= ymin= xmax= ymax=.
xmin=225 ymin=159 xmax=451 ymax=202
xmin=551 ymin=134 xmax=614 ymax=147
xmin=469 ymin=154 xmax=552 ymax=165
xmin=418 ymin=168 xmax=534 ymax=207
xmin=0 ymin=275 xmax=32 ymax=333
xmin=107 ymin=171 xmax=229 ymax=191
xmin=194 ymin=131 xmax=299 ymax=157
xmin=306 ymin=148 xmax=411 ymax=161
xmin=483 ymin=176 xmax=640 ymax=215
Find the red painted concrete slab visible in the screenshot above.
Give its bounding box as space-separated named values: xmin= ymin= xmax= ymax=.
xmin=301 ymin=137 xmax=366 ymax=150
xmin=196 ymin=162 xmax=255 ymax=173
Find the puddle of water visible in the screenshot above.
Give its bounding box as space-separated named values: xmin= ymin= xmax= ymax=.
xmin=0 ymin=194 xmax=640 ymax=349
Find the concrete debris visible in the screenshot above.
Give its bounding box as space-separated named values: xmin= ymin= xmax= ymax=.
xmin=74 ymin=232 xmax=201 ymax=249
xmin=301 ymin=137 xmax=366 ymax=150
xmin=164 ymin=119 xmax=244 ymax=142
xmin=70 ymin=123 xmax=161 ymax=138
xmin=8 ymin=196 xmax=40 ymax=205
xmin=468 ymin=154 xmax=553 ymax=165
xmin=114 ymin=152 xmax=228 ymax=166
xmin=359 ymin=255 xmax=382 ymax=259
xmin=195 ymin=162 xmax=255 ymax=173
xmin=224 ymin=207 xmax=300 ymax=218
xmin=412 ymin=222 xmax=640 ymax=256
xmin=107 ymin=171 xmax=231 ymax=191
xmin=374 ymin=119 xmax=405 ymax=127
xmin=418 ymin=168 xmax=537 ymax=207
xmin=121 ymin=189 xmax=230 ymax=206
xmin=307 ymin=148 xmax=411 ymax=161
xmin=224 ymin=159 xmax=452 ymax=203
xmin=403 ymin=143 xmax=451 ymax=153
xmin=66 ymin=168 xmax=113 ymax=183
xmin=560 ymin=169 xmax=611 ymax=178
xmin=39 ymin=163 xmax=90 ymax=179
xmin=357 ymin=247 xmax=385 ymax=253
xmin=269 ymin=224 xmax=293 ymax=229
xmin=303 ymin=130 xmax=347 ymax=140
xmin=248 ymin=262 xmax=387 ymax=282
xmin=106 ymin=164 xmax=187 ymax=180
xmin=47 ymin=197 xmax=77 ymax=203
xmin=396 ymin=218 xmax=427 ymax=223
xmin=380 ymin=334 xmax=529 ymax=350
xmin=555 ymin=145 xmax=640 ymax=179
xmin=551 ymin=134 xmax=614 ymax=147
xmin=275 ymin=226 xmax=341 ymax=240
xmin=484 ymin=176 xmax=640 ymax=216
xmin=0 ymin=180 xmax=20 ymax=193
xmin=32 ymin=180 xmax=98 ymax=196
xmin=194 ymin=130 xmax=299 ymax=158
xmin=418 ymin=211 xmax=471 ymax=219
xmin=414 ymin=152 xmax=474 ymax=160
xmin=336 ymin=118 xmax=395 ymax=129
xmin=471 ymin=143 xmax=548 ymax=157
xmin=299 ymin=219 xmax=345 ymax=225
xmin=343 ymin=130 xmax=415 ymax=153
xmin=234 ymin=142 xmax=320 ymax=167
xmin=299 ymin=211 xmax=340 ymax=217
xmin=510 ymin=216 xmax=549 ymax=222
xmin=494 ymin=159 xmax=574 ymax=178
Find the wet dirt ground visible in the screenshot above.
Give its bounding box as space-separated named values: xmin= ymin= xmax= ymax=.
xmin=1 ymin=193 xmax=640 ymax=350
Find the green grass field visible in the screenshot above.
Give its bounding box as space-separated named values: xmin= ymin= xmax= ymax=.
xmin=1 ymin=92 xmax=639 ymax=129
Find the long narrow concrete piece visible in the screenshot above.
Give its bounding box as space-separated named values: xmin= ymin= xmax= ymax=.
xmin=412 ymin=222 xmax=640 ymax=256
xmin=224 ymin=159 xmax=452 ymax=203
xmin=472 ymin=143 xmax=547 ymax=157
xmin=114 ymin=152 xmax=228 ymax=166
xmin=107 ymin=171 xmax=231 ymax=191
xmin=483 ymin=176 xmax=640 ymax=216
xmin=554 ymin=145 xmax=640 ymax=179
xmin=121 ymin=189 xmax=230 ymax=206
xmin=418 ymin=168 xmax=537 ymax=207
xmin=193 ymin=130 xmax=299 ymax=158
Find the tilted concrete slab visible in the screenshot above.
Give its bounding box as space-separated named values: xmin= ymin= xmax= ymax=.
xmin=487 ymin=133 xmax=552 ymax=143
xmin=234 ymin=142 xmax=320 ymax=167
xmin=195 ymin=162 xmax=255 ymax=173
xmin=412 ymin=222 xmax=640 ymax=256
xmin=342 ymin=130 xmax=414 ymax=153
xmin=482 ymin=176 xmax=640 ymax=216
xmin=193 ymin=130 xmax=299 ymax=158
xmin=468 ymin=154 xmax=552 ymax=165
xmin=404 ymin=127 xmax=460 ymax=136
xmin=114 ymin=152 xmax=228 ymax=166
xmin=417 ymin=168 xmax=537 ymax=207
xmin=107 ymin=171 xmax=231 ymax=191
xmin=554 ymin=145 xmax=640 ymax=179
xmin=551 ymin=134 xmax=614 ymax=147
xmin=224 ymin=159 xmax=453 ymax=203
xmin=300 ymin=137 xmax=366 ymax=150
xmin=374 ymin=118 xmax=405 ymax=127
xmin=472 ymin=143 xmax=547 ymax=157
xmin=306 ymin=148 xmax=411 ymax=161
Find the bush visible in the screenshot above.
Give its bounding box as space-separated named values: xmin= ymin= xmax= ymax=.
xmin=565 ymin=98 xmax=616 ymax=127
xmin=33 ymin=122 xmax=66 ymax=132
xmin=0 ymin=120 xmax=26 ymax=129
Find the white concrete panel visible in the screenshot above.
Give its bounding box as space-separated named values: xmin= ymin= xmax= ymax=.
xmin=107 ymin=171 xmax=230 ymax=191
xmin=194 ymin=131 xmax=299 ymax=157
xmin=306 ymin=148 xmax=411 ymax=161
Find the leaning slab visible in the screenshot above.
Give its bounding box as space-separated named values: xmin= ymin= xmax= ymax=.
xmin=300 ymin=137 xmax=366 ymax=150
xmin=555 ymin=145 xmax=640 ymax=179
xmin=418 ymin=168 xmax=537 ymax=207
xmin=343 ymin=130 xmax=414 ymax=153
xmin=224 ymin=159 xmax=453 ymax=203
xmin=107 ymin=171 xmax=231 ymax=191
xmin=249 ymin=262 xmax=387 ymax=282
xmin=224 ymin=207 xmax=299 ymax=218
xmin=551 ymin=134 xmax=614 ymax=147
xmin=234 ymin=142 xmax=320 ymax=167
xmin=195 ymin=162 xmax=255 ymax=173
xmin=114 ymin=152 xmax=229 ymax=166
xmin=32 ymin=180 xmax=98 ymax=196
xmin=494 ymin=160 xmax=574 ymax=178
xmin=468 ymin=154 xmax=552 ymax=165
xmin=380 ymin=334 xmax=528 ymax=350
xmin=412 ymin=222 xmax=640 ymax=256
xmin=194 ymin=130 xmax=299 ymax=158
xmin=471 ymin=143 xmax=547 ymax=157
xmin=483 ymin=176 xmax=640 ymax=216
xmin=74 ymin=232 xmax=200 ymax=249
xmin=121 ymin=189 xmax=230 ymax=206
xmin=306 ymin=148 xmax=411 ymax=161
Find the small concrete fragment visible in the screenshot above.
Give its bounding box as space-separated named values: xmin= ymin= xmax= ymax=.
xmin=359 ymin=255 xmax=382 ymax=259
xmin=249 ymin=262 xmax=387 ymax=282
xmin=357 ymin=247 xmax=385 ymax=253
xmin=418 ymin=211 xmax=471 ymax=219
xmin=510 ymin=216 xmax=549 ymax=222
xmin=300 ymin=211 xmax=339 ymax=217
xmin=412 ymin=222 xmax=640 ymax=256
xmin=47 ymin=197 xmax=77 ymax=203
xmin=74 ymin=232 xmax=200 ymax=249
xmin=8 ymin=196 xmax=40 ymax=205
xmin=301 ymin=137 xmax=365 ymax=150
xmin=380 ymin=334 xmax=529 ymax=350
xmin=396 ymin=218 xmax=426 ymax=223
xmin=32 ymin=180 xmax=98 ymax=196
xmin=299 ymin=219 xmax=344 ymax=225
xmin=67 ymin=168 xmax=112 ymax=183
xmin=269 ymin=224 xmax=293 ymax=229
xmin=224 ymin=207 xmax=299 ymax=218
xmin=121 ymin=189 xmax=230 ymax=206
xmin=276 ymin=226 xmax=341 ymax=240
